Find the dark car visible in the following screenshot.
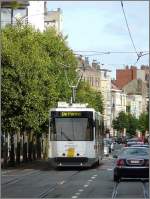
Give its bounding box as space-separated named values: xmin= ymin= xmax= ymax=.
xmin=113 ymin=147 xmax=149 ymax=181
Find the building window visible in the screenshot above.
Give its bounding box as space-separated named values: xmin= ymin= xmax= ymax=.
xmin=1 ymin=8 xmax=11 ymax=27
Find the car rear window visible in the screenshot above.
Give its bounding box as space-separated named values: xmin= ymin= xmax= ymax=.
xmin=121 ymin=148 xmax=149 ymax=156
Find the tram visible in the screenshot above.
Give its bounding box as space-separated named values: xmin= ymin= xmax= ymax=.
xmin=48 ymin=102 xmax=104 ymax=167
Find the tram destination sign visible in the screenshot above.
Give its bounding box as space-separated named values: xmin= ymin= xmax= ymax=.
xmin=51 ymin=111 xmax=93 ymax=118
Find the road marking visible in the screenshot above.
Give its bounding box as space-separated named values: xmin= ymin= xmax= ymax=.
xmin=59 ymin=180 xmax=65 ymax=185
xmin=88 ymin=179 xmax=93 ymax=182
xmin=91 ymin=176 xmax=96 ymax=179
xmin=75 ymin=193 xmax=80 ymax=195
xmin=93 ymin=174 xmax=98 ymax=177
xmin=107 ymin=168 xmax=113 ymax=171
xmin=142 ymin=181 xmax=149 ymax=199
xmin=84 ymin=184 xmax=89 ymax=187
xmin=72 ymin=196 xmax=78 ymax=198
xmin=78 ymin=189 xmax=84 ymax=192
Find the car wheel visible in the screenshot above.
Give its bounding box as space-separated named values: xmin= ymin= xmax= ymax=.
xmin=113 ymin=174 xmax=120 ymax=182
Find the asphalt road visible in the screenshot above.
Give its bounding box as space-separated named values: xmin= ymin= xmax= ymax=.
xmin=2 ymin=153 xmax=149 ymax=198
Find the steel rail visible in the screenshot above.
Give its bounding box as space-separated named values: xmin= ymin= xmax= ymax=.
xmin=38 ymin=170 xmax=81 ymax=198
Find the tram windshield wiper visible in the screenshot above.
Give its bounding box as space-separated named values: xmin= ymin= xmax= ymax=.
xmin=60 ymin=128 xmax=72 ymax=141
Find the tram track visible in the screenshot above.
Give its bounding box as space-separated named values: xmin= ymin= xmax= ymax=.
xmin=2 ymin=169 xmax=42 ymax=186
xmin=142 ymin=181 xmax=149 ymax=199
xmin=111 ymin=180 xmax=149 ymax=199
xmin=38 ymin=170 xmax=81 ymax=198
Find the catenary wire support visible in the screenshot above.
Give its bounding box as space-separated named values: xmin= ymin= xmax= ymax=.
xmin=58 ymin=62 xmax=83 ymax=103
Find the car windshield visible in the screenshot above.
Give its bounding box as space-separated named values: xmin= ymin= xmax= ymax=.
xmin=120 ymin=148 xmax=149 ymax=156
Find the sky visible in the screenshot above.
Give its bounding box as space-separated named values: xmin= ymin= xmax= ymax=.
xmin=47 ymin=1 xmax=149 ymax=78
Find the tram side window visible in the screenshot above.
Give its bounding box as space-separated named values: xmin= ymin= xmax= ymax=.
xmin=95 ymin=119 xmax=99 ymax=140
xmin=85 ymin=119 xmax=93 ymax=141
xmin=50 ymin=119 xmax=56 ymax=141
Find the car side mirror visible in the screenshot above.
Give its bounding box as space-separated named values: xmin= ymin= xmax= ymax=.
xmin=113 ymin=155 xmax=118 ymax=158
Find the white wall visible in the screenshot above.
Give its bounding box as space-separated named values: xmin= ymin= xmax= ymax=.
xmin=28 ymin=1 xmax=45 ymax=32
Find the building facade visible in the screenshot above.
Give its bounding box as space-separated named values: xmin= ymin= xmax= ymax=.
xmin=27 ymin=1 xmax=45 ymax=32
xmin=1 ymin=1 xmax=46 ymax=32
xmin=77 ymin=57 xmax=112 ymax=130
xmin=111 ymin=82 xmax=126 ymax=122
xmin=122 ymin=79 xmax=147 ymax=113
xmin=126 ymin=94 xmax=143 ymax=118
xmin=1 ymin=0 xmax=29 ymax=27
xmin=100 ymin=70 xmax=112 ymax=130
xmin=44 ymin=7 xmax=63 ymax=33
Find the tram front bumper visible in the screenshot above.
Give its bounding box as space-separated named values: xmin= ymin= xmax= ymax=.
xmin=50 ymin=157 xmax=96 ymax=167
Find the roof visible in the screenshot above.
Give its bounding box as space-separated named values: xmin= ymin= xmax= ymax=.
xmin=111 ymin=81 xmax=122 ymax=91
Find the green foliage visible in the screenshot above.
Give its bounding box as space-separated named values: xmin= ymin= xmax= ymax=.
xmin=112 ymin=111 xmax=138 ymax=136
xmin=2 ymin=24 xmax=77 ymax=133
xmin=138 ymin=112 xmax=149 ymax=134
xmin=76 ymin=81 xmax=104 ymax=113
xmin=112 ymin=111 xmax=128 ymax=132
xmin=126 ymin=114 xmax=138 ymax=136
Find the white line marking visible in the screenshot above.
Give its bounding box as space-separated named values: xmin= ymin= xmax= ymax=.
xmin=84 ymin=184 xmax=89 ymax=187
xmin=93 ymin=174 xmax=98 ymax=177
xmin=107 ymin=168 xmax=113 ymax=171
xmin=59 ymin=180 xmax=65 ymax=185
xmin=91 ymin=176 xmax=96 ymax=179
xmin=75 ymin=193 xmax=80 ymax=195
xmin=88 ymin=179 xmax=93 ymax=182
xmin=72 ymin=196 xmax=78 ymax=198
xmin=78 ymin=189 xmax=84 ymax=192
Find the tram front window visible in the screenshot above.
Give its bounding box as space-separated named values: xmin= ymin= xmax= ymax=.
xmin=51 ymin=118 xmax=93 ymax=141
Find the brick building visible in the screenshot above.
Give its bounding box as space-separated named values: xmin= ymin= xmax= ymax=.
xmin=115 ymin=66 xmax=147 ymax=89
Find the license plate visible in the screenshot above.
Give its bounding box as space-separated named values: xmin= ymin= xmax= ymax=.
xmin=130 ymin=160 xmax=140 ymax=164
xmin=67 ymin=148 xmax=75 ymax=157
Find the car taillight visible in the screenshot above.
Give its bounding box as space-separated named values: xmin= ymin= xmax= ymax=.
xmin=145 ymin=160 xmax=149 ymax=166
xmin=116 ymin=159 xmax=125 ymax=166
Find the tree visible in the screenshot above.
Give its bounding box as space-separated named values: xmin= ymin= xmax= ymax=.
xmin=126 ymin=113 xmax=138 ymax=137
xmin=112 ymin=111 xmax=128 ymax=134
xmin=138 ymin=112 xmax=149 ymax=135
xmin=76 ymin=81 xmax=104 ymax=113
xmin=112 ymin=111 xmax=138 ymax=137
xmin=1 ymin=23 xmax=77 ymax=163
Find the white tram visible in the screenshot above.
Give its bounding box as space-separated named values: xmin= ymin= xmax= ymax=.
xmin=48 ymin=102 xmax=104 ymax=167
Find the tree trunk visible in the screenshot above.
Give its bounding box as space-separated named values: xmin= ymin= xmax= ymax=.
xmin=16 ymin=142 xmax=20 ymax=164
xmin=16 ymin=131 xmax=21 ymax=164
xmin=3 ymin=133 xmax=8 ymax=169
xmin=37 ymin=136 xmax=41 ymax=159
xmin=9 ymin=134 xmax=15 ymax=166
xmin=28 ymin=131 xmax=33 ymax=161
xmin=23 ymin=132 xmax=28 ymax=162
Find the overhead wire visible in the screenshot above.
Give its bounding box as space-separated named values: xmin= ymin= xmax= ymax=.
xmin=120 ymin=1 xmax=147 ymax=65
xmin=120 ymin=1 xmax=139 ymax=56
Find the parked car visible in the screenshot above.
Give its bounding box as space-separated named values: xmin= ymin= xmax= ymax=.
xmin=131 ymin=144 xmax=149 ymax=148
xmin=113 ymin=146 xmax=149 ymax=181
xmin=126 ymin=138 xmax=144 ymax=147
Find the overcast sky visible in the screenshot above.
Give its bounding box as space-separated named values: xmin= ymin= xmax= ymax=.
xmin=47 ymin=1 xmax=149 ymax=78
